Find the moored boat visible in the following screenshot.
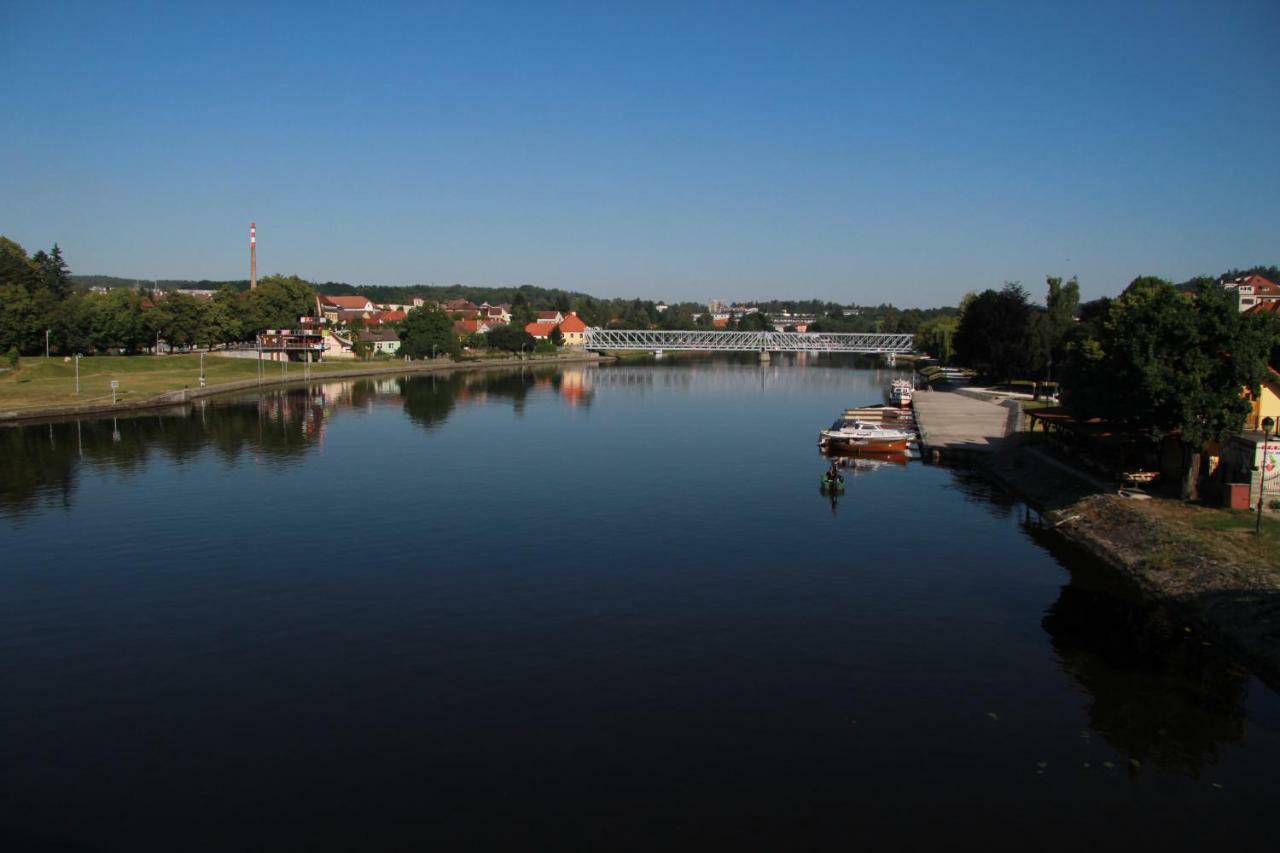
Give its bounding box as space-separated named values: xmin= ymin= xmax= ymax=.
xmin=889 ymin=378 xmax=913 ymax=407
xmin=818 ymin=418 xmax=913 ymax=452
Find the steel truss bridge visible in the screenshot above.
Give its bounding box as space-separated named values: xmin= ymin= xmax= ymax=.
xmin=583 ymin=329 xmax=914 ymax=354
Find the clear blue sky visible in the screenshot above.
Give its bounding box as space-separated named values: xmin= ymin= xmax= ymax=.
xmin=3 ymin=1 xmax=1277 ymax=306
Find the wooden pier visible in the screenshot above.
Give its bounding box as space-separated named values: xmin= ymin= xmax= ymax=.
xmin=911 ymin=389 xmax=1012 ymax=458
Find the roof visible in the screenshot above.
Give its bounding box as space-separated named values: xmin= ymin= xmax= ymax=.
xmin=559 ymin=312 xmax=588 ymax=333
xmin=377 ymin=310 xmax=407 ymax=323
xmin=453 ymin=319 xmax=488 ymax=334
xmin=536 ymin=311 xmax=562 ymax=322
xmin=1245 ymin=300 xmax=1280 ymax=316
xmin=357 ymin=328 xmax=400 ymax=343
xmin=444 ymin=299 xmax=479 ymax=311
xmin=1232 ymin=275 xmax=1280 ymax=295
xmin=319 ymin=295 xmax=373 ymax=309
xmin=713 ymin=317 xmax=730 ymax=328
xmin=525 ymin=321 xmax=551 ymax=338
xmin=450 ymin=309 xmax=481 ymax=320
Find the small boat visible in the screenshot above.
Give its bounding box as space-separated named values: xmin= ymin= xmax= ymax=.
xmin=889 ymin=379 xmax=913 ymax=407
xmin=819 ymin=418 xmax=913 ymax=452
xmin=820 ymin=471 xmax=845 ymax=493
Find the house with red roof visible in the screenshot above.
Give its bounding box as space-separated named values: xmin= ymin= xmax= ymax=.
xmin=316 ymin=294 xmax=376 ymax=323
xmin=454 ymin=319 xmax=491 ymax=337
xmin=525 ymin=321 xmax=552 ymax=339
xmin=1224 ymin=275 xmax=1280 ymax=312
xmin=557 ymin=311 xmax=589 ymax=348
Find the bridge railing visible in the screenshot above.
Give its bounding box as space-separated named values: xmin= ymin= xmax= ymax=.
xmin=582 ymin=329 xmax=913 ymax=353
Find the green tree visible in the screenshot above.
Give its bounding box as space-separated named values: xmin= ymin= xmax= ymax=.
xmin=510 ymin=291 xmax=535 ymax=328
xmin=37 ymin=244 xmax=72 ymax=301
xmin=1062 ymin=277 xmax=1280 ymax=499
xmin=202 ymin=287 xmax=248 ymax=345
xmin=916 ymin=315 xmax=960 ymax=362
xmin=954 ymin=283 xmax=1038 ymax=381
xmin=398 ymin=305 xmax=459 ymax=359
xmin=246 ymin=274 xmax=315 ymax=332
xmin=0 ymin=282 xmax=41 ymax=353
xmin=549 ymin=324 xmax=564 ymax=346
xmin=487 ymin=324 xmax=535 ymax=354
xmin=153 ymin=291 xmax=204 ymax=350
xmin=0 ymin=237 xmax=38 ymax=293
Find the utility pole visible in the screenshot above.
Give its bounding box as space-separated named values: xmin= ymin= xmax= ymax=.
xmin=250 ymin=221 xmax=257 ymax=290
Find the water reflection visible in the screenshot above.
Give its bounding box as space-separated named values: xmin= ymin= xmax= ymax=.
xmin=0 ymin=366 xmax=594 ymax=519
xmin=1028 ymin=526 xmax=1249 ymax=774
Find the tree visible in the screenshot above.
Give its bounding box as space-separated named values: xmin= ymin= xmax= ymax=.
xmin=202 ymin=288 xmax=249 ymax=345
xmin=916 ymin=315 xmax=960 ymax=362
xmin=0 ymin=282 xmax=41 ymax=354
xmin=549 ymin=324 xmax=564 ymax=346
xmin=737 ymin=312 xmax=773 ymax=332
xmin=246 ymin=274 xmax=315 ymax=332
xmin=953 ymin=283 xmax=1038 ymax=381
xmin=1062 ymin=277 xmax=1280 ymax=499
xmin=510 ymin=291 xmax=535 ymax=328
xmin=488 ymin=324 xmax=535 ymax=354
xmin=398 ymin=305 xmax=459 ymax=359
xmin=0 ymin=237 xmax=38 ymax=293
xmin=37 ymin=244 xmax=72 ymax=301
xmin=1033 ymin=275 xmax=1080 ymax=381
xmin=153 ymin=291 xmax=203 ymax=350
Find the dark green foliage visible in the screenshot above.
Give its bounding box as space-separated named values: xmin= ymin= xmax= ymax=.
xmin=549 ymin=324 xmax=564 ymax=346
xmin=398 ymin=305 xmax=459 ymax=359
xmin=1061 ymin=277 xmax=1280 ymax=496
xmin=246 ymin=275 xmax=315 ymax=331
xmin=735 ymin=312 xmax=774 ymax=332
xmin=487 ymin=325 xmax=535 ymax=353
xmin=953 ymin=283 xmax=1039 ymax=381
xmin=6 ymin=347 xmax=17 ymax=369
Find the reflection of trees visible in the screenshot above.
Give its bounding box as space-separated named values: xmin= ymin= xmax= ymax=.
xmin=1033 ymin=530 xmax=1248 ymax=773
xmin=400 ymin=375 xmax=459 ymax=430
xmin=946 ymin=467 xmax=1017 ymax=518
xmin=0 ymin=390 xmax=325 ymax=519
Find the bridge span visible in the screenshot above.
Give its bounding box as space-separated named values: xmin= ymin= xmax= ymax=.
xmin=583 ymin=329 xmax=914 ymax=355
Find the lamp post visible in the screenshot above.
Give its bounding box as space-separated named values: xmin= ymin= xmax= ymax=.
xmin=1257 ymin=415 xmax=1275 ymax=535
xmin=199 ymin=352 xmax=205 ymax=387
xmin=74 ymin=353 xmax=81 ymax=394
xmin=45 ymin=329 xmax=50 ymax=359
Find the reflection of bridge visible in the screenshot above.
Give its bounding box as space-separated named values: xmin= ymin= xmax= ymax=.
xmin=583 ymin=330 xmax=914 ymax=355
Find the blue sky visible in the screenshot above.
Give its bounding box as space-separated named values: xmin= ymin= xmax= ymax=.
xmin=2 ymin=1 xmax=1277 ymax=306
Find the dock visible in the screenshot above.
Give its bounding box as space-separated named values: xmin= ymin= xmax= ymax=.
xmin=911 ymin=388 xmax=1013 ymax=457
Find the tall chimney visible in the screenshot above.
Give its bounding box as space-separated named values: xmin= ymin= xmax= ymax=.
xmin=250 ymin=221 xmax=257 ymax=290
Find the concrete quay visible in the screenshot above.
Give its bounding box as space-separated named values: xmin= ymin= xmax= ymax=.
xmin=912 ymin=387 xmax=1015 ymax=457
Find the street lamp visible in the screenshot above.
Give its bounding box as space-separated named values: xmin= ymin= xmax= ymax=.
xmin=45 ymin=329 xmax=50 ymax=359
xmin=1257 ymin=415 xmax=1275 ymax=535
xmin=74 ymin=353 xmax=81 ymax=394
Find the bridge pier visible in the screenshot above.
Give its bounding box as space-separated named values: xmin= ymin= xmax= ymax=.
xmin=759 ymin=350 xmax=771 ymax=363
xmin=654 ymin=349 xmax=664 ymax=360
xmin=886 ymin=352 xmax=896 ymax=366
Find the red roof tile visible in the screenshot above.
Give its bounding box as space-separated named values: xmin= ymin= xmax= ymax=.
xmin=558 ymin=312 xmax=588 ymax=333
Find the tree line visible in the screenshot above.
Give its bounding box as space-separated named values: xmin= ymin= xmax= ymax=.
xmin=1 ymin=238 xmax=317 ymax=355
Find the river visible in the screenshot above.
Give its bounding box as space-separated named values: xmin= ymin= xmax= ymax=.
xmin=1 ymin=357 xmax=1277 ymax=851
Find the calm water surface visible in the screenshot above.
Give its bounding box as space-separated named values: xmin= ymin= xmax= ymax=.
xmin=2 ymin=358 xmax=1278 ymax=851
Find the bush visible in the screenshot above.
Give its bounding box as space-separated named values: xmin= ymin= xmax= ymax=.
xmin=5 ymin=347 xmax=18 ymax=369
xmin=1269 ymin=499 xmax=1280 ymax=511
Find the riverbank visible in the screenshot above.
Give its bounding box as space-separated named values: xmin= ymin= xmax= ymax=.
xmin=0 ymin=352 xmax=613 ymax=424
xmin=986 ymin=436 xmax=1280 ymax=684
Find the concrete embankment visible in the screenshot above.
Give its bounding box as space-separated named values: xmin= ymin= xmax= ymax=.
xmin=987 ymin=437 xmax=1280 ymax=686
xmin=912 ymin=386 xmax=1018 ymax=458
xmin=0 ymin=352 xmax=614 ymax=425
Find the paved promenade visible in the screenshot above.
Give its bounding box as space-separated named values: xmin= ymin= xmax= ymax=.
xmin=912 ymin=388 xmax=1012 ymax=455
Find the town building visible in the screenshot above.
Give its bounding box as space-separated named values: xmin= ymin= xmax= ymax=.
xmin=535 ymin=310 xmax=564 ymax=325
xmin=357 ymin=328 xmax=401 ymax=355
xmin=454 ymin=319 xmax=491 ymax=337
xmin=558 ymin=312 xmax=589 ymax=347
xmin=1222 ymin=275 xmax=1280 ymax=312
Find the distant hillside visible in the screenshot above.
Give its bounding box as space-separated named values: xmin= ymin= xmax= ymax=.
xmin=71 ymin=275 xmax=603 ymax=310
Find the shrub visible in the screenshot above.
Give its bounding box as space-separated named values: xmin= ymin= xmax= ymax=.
xmin=5 ymin=347 xmax=18 ymax=369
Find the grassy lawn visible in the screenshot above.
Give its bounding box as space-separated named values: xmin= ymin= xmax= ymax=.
xmin=1185 ymin=507 xmax=1280 ymax=566
xmin=0 ymin=355 xmax=424 ymax=411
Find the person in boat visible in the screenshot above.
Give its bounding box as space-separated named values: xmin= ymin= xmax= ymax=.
xmin=826 ymin=459 xmax=844 ymax=486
